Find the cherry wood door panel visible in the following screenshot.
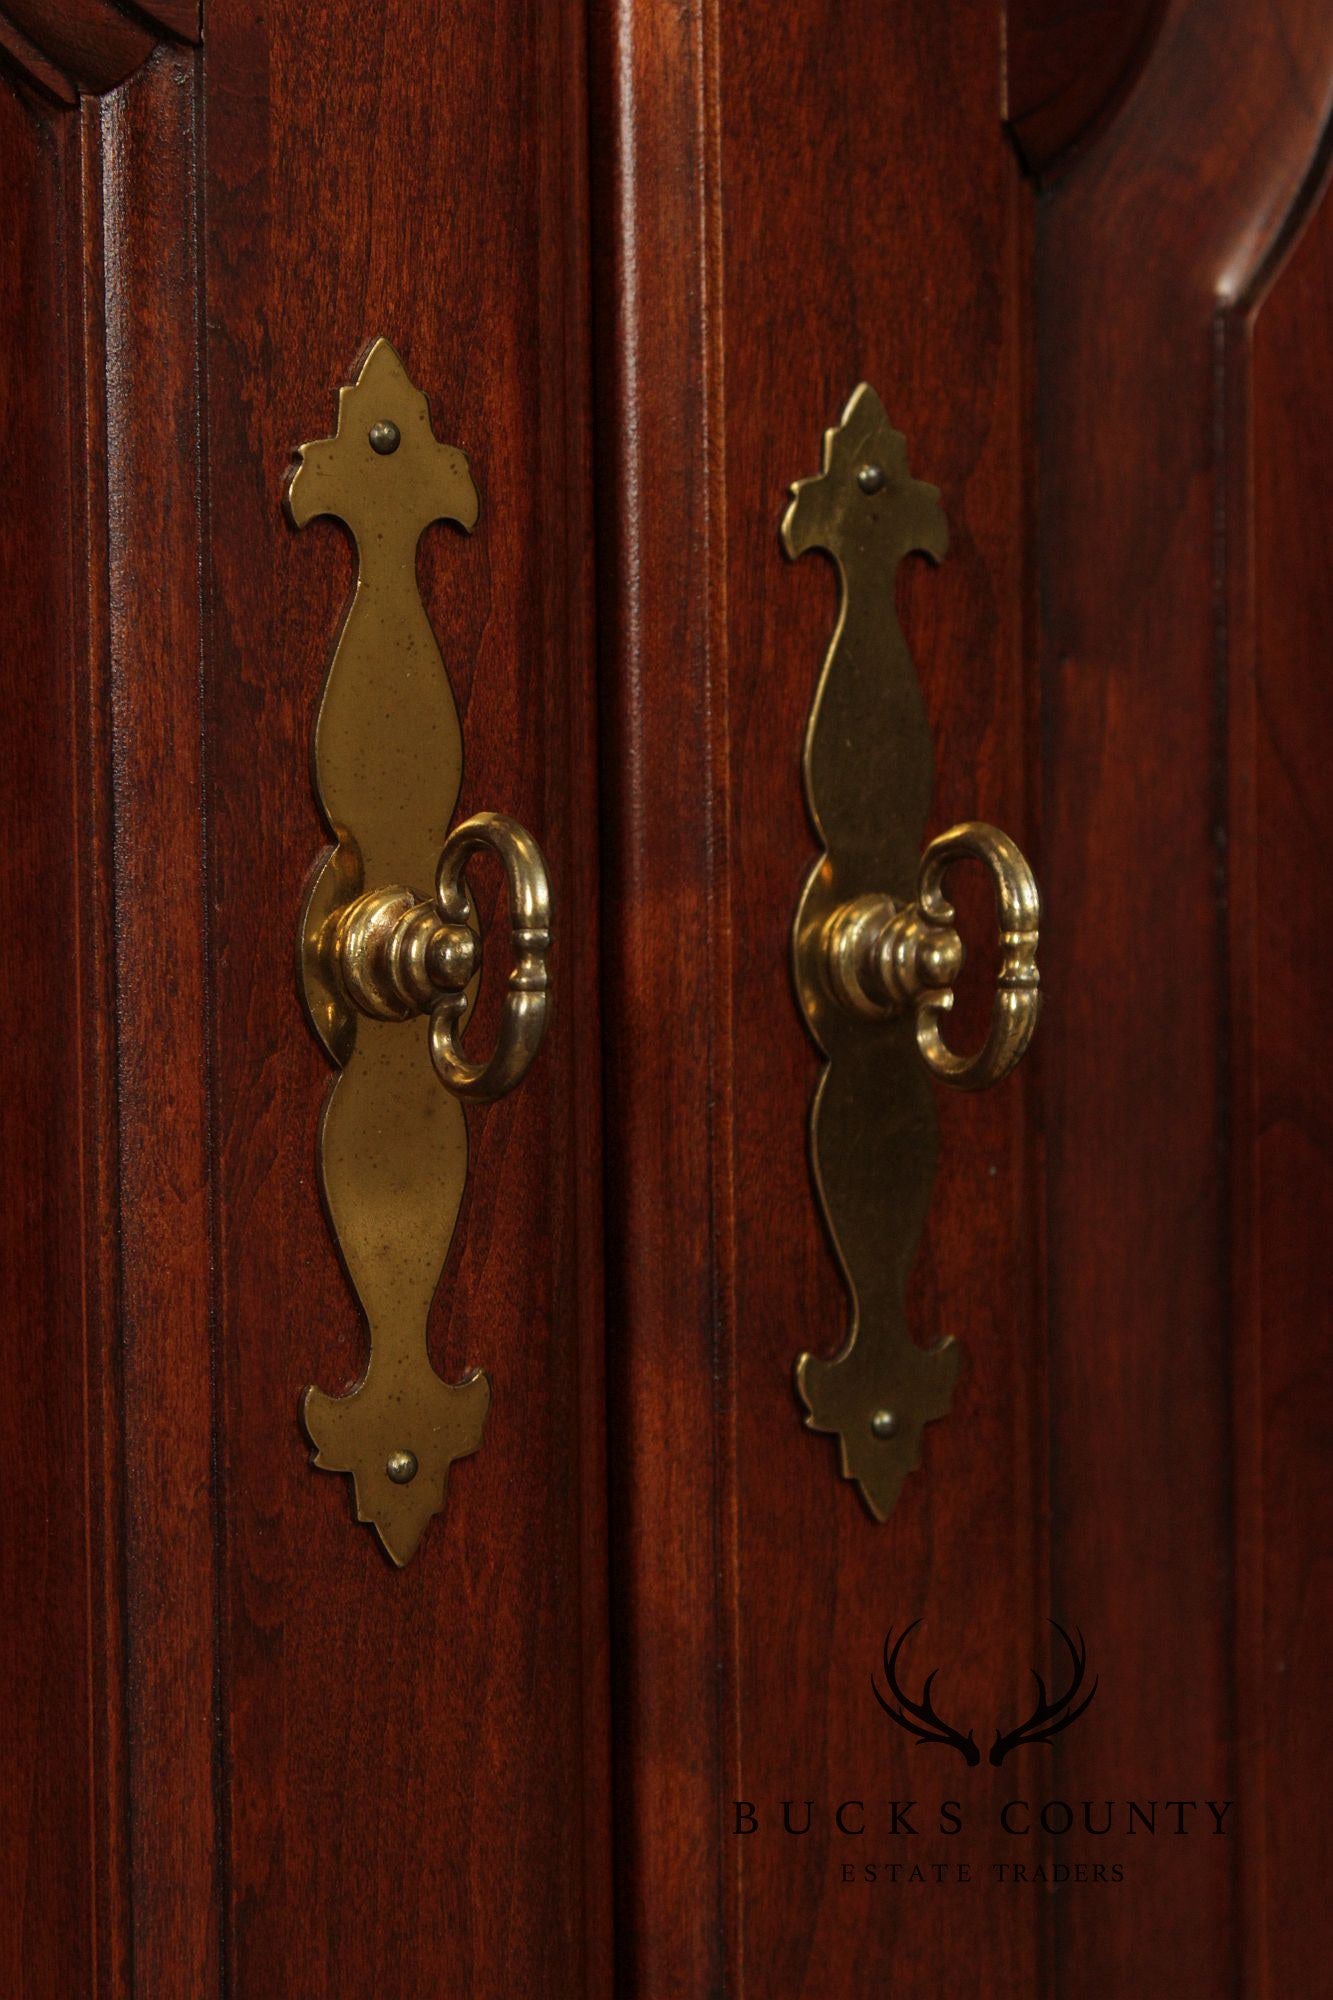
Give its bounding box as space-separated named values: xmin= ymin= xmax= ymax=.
xmin=0 ymin=27 xmax=204 ymax=1992
xmin=1 ymin=6 xmax=611 ymax=1995
xmin=593 ymin=2 xmax=1046 ymax=1992
xmin=595 ymin=0 xmax=1333 ymax=1994
xmin=0 ymin=3 xmax=196 ymax=102
xmin=1229 ymin=125 xmax=1333 ymax=1998
xmin=1004 ymin=0 xmax=1165 ymax=177
xmin=1038 ymin=2 xmax=1333 ymax=1990
xmin=201 ymin=3 xmax=610 ymax=1992
xmin=4 ymin=1 xmax=1331 ymax=1994
xmin=0 ymin=71 xmax=120 ymax=2000
xmin=102 ymin=54 xmax=219 ymax=1994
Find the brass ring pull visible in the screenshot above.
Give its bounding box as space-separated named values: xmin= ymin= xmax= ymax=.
xmin=816 ymin=816 xmax=1040 ymax=1091
xmin=317 ymin=808 xmax=552 ymax=1104
xmin=785 ymin=383 xmax=1043 ymax=1528
xmin=429 ymin=810 xmax=552 ymax=1101
xmin=912 ymin=821 xmax=1040 ymax=1091
xmin=292 ymin=339 xmax=558 ymax=1562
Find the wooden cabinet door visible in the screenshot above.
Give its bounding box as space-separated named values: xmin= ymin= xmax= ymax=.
xmin=0 ymin=6 xmax=610 ymax=1996
xmin=594 ymin=1 xmax=1332 ymax=1995
xmin=2 ymin=3 xmax=1330 ymax=1997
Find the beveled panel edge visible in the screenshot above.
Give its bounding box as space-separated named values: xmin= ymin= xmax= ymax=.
xmin=0 ymin=0 xmax=198 ymax=103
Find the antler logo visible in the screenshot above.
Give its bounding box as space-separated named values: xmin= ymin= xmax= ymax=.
xmin=873 ymin=1623 xmax=980 ymax=1765
xmin=990 ymin=1622 xmax=1097 ymax=1766
xmin=872 ymin=1622 xmax=1098 ymax=1767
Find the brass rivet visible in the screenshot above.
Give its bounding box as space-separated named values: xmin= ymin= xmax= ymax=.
xmin=369 ymin=420 xmax=401 ymax=455
xmin=386 ymin=1449 xmax=418 ymax=1484
xmin=870 ymin=1409 xmax=898 ymax=1440
xmin=857 ymin=463 xmax=885 ymax=494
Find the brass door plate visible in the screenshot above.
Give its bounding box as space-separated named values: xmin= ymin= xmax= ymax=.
xmin=288 ymin=339 xmax=550 ymax=1565
xmin=783 ymin=386 xmax=1040 ymax=1523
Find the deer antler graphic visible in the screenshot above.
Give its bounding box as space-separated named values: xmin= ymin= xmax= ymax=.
xmin=872 ymin=1623 xmax=980 ymax=1766
xmin=989 ymin=1622 xmax=1098 ymax=1766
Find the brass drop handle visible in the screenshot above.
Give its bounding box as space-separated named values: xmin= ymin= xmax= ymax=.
xmin=819 ymin=820 xmax=1040 ymax=1090
xmin=325 ymin=809 xmax=551 ymax=1104
xmin=290 ymin=337 xmax=556 ymax=1564
xmin=785 ymin=382 xmax=1044 ymax=1527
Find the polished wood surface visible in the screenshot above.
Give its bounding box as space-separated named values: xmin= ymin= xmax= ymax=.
xmin=0 ymin=7 xmax=611 ymax=1995
xmin=0 ymin=1 xmax=195 ymax=102
xmin=593 ymin=1 xmax=1045 ymax=1991
xmin=589 ymin=1 xmax=733 ymax=1988
xmin=3 ymin=0 xmax=1331 ymax=1992
xmin=0 ymin=72 xmax=119 ymax=1998
xmin=1239 ymin=168 xmax=1333 ymax=1984
xmin=599 ymin=0 xmax=1333 ymax=1993
xmin=101 ymin=54 xmax=220 ymax=1994
xmin=202 ymin=2 xmax=610 ymax=1991
xmin=1038 ymin=1 xmax=1333 ymax=1988
xmin=1004 ymin=0 xmax=1165 ymax=176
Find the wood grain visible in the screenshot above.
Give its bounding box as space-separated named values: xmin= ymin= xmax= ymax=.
xmin=4 ymin=4 xmax=611 ymax=1989
xmin=588 ymin=0 xmax=733 ymax=1991
xmin=598 ymin=0 xmax=1333 ymax=1992
xmin=1004 ymin=0 xmax=1166 ymax=178
xmin=0 ymin=0 xmax=196 ymax=99
xmin=1229 ymin=150 xmax=1333 ymax=1994
xmin=5 ymin=1 xmax=1333 ymax=1990
xmin=0 ymin=72 xmax=107 ymax=2000
xmin=101 ymin=48 xmax=221 ymax=1996
xmin=201 ymin=1 xmax=610 ymax=1992
xmin=1037 ymin=0 xmax=1333 ymax=1989
xmin=593 ymin=1 xmax=1046 ymax=1992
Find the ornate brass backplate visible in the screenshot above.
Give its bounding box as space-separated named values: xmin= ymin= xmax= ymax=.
xmin=288 ymin=339 xmax=550 ymax=1565
xmin=784 ymin=385 xmax=1040 ymax=1523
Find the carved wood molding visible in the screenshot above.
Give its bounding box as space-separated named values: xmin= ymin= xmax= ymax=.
xmin=0 ymin=1 xmax=198 ymax=104
xmin=1005 ymin=0 xmax=1168 ymax=180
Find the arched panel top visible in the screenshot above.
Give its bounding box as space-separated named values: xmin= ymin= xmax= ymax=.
xmin=0 ymin=0 xmax=197 ymax=103
xmin=1005 ymin=0 xmax=1168 ymax=180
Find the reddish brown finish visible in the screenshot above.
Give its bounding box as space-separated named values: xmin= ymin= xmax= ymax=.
xmin=1 ymin=46 xmax=222 ymax=1994
xmin=1231 ymin=159 xmax=1333 ymax=1992
xmin=589 ymin=2 xmax=733 ymax=1991
xmin=0 ymin=1 xmax=197 ymax=99
xmin=594 ymin=1 xmax=1046 ymax=1993
xmin=140 ymin=1 xmax=198 ymax=37
xmin=3 ymin=2 xmax=154 ymax=89
xmin=1038 ymin=0 xmax=1333 ymax=1990
xmin=201 ymin=2 xmax=611 ymax=1994
xmin=100 ymin=50 xmax=221 ymax=1997
xmin=4 ymin=1 xmax=1333 ymax=1993
xmin=0 ymin=18 xmax=76 ymax=100
xmin=1 ymin=7 xmax=611 ymax=1997
xmin=0 ymin=77 xmax=113 ymax=1999
xmin=599 ymin=1 xmax=1333 ymax=1995
xmin=1004 ymin=0 xmax=1165 ymax=177
xmin=721 ymin=2 xmax=1048 ymax=1984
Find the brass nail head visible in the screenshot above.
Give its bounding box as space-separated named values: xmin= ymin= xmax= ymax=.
xmin=386 ymin=1450 xmax=419 ymax=1485
xmin=871 ymin=1410 xmax=899 ymax=1440
xmin=368 ymin=419 xmax=401 ymax=454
